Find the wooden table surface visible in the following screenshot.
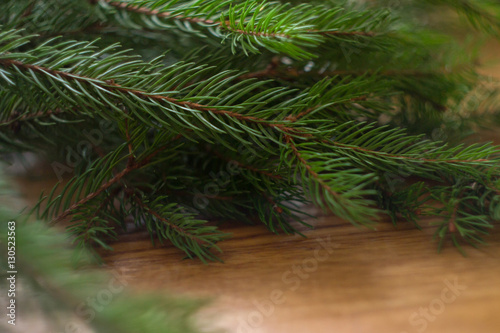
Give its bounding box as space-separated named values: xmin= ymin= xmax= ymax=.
xmin=8 ymin=42 xmax=500 ymax=333
xmin=10 ymin=177 xmax=500 ymax=333
xmin=100 ymin=211 xmax=500 ymax=333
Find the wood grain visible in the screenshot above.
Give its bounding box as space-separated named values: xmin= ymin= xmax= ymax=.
xmin=96 ymin=212 xmax=500 ymax=333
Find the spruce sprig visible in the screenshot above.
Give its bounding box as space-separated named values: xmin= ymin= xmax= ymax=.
xmin=96 ymin=0 xmax=393 ymax=59
xmin=1 ymin=0 xmax=500 ymax=260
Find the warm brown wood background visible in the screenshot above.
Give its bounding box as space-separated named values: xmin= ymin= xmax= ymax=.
xmin=8 ymin=41 xmax=500 ymax=333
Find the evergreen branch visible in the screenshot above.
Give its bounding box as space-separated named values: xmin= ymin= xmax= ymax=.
xmin=2 ymin=38 xmax=497 ymax=175
xmin=285 ymin=135 xmax=340 ymax=199
xmin=51 ymin=137 xmax=178 ymax=223
xmin=130 ymin=192 xmax=229 ymax=262
xmin=132 ymin=194 xmax=210 ymax=246
xmin=284 ymin=134 xmax=379 ymax=225
xmin=376 ymin=181 xmax=429 ymax=226
xmin=97 ymin=0 xmax=391 ymax=59
xmin=253 ymin=188 xmax=311 ymax=234
xmin=284 ymin=107 xmax=317 ymax=123
xmin=236 ymin=65 xmax=455 ymax=112
xmin=134 ymin=196 xmax=207 ymax=246
xmin=261 ymin=191 xmax=284 ymax=214
xmin=51 ymin=163 xmax=128 ymax=223
xmin=284 ymin=95 xmax=368 ymax=123
xmin=0 ymin=31 xmax=393 ymax=149
xmin=31 ymin=130 xmax=230 ymax=260
xmin=326 ymin=138 xmax=493 ymax=165
xmin=0 ymin=55 xmax=443 ymax=137
xmin=2 ymin=0 xmax=500 ymax=260
xmin=103 ymin=0 xmax=377 ymax=38
xmin=1 ymin=35 xmax=497 ymax=175
xmin=311 ymin=122 xmax=500 ymax=175
xmin=0 ymin=56 xmax=302 ymax=136
xmin=103 ymin=0 xmax=220 ymax=26
xmin=426 ymin=182 xmax=497 ymax=253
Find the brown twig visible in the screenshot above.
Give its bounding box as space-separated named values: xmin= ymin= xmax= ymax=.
xmin=262 ymin=191 xmax=283 ymax=214
xmin=0 ymin=109 xmax=66 ymax=128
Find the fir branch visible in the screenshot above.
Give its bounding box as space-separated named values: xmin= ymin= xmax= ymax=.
xmin=284 ymin=134 xmax=379 ymax=225
xmin=52 ymin=136 xmax=179 ymax=223
xmin=427 ymin=182 xmax=496 ymax=253
xmin=1 ymin=41 xmax=497 ymax=178
xmin=284 ymin=96 xmax=368 ymax=123
xmin=314 ymin=122 xmax=499 ymax=174
xmin=130 ymin=192 xmax=229 ymax=262
xmin=285 ymin=134 xmax=341 ymax=202
xmin=325 ymin=138 xmax=493 ymax=164
xmin=102 ymin=0 xmax=377 ymax=38
xmin=0 ymin=56 xmax=302 ymax=135
xmin=132 ymin=194 xmax=212 ymax=248
xmin=2 ymin=0 xmax=500 ymax=260
xmin=1 ymin=33 xmax=496 ymax=182
xmin=97 ymin=0 xmax=391 ymax=59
